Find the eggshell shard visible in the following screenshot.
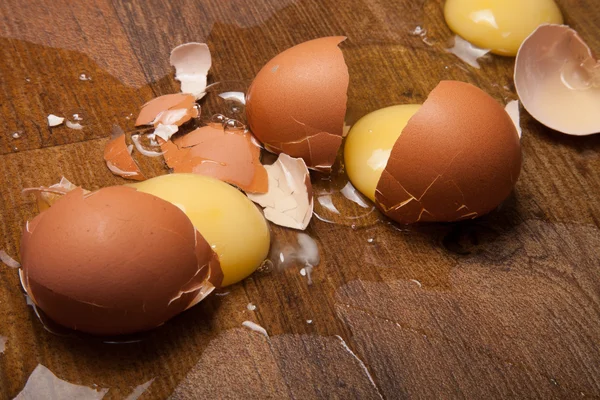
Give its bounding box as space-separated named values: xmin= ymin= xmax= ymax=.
xmin=103 ymin=133 xmax=146 ymax=181
xmin=22 ymin=176 xmax=88 ymax=212
xmin=161 ymin=124 xmax=268 ymax=193
xmin=135 ymin=93 xmax=199 ymax=127
xmin=47 ymin=114 xmax=64 ymax=127
xmin=247 ymin=154 xmax=314 ymax=230
xmin=170 ymin=43 xmax=212 ymax=100
xmin=505 ymin=100 xmax=522 ymax=138
xmin=375 ymin=81 xmax=521 ymax=224
xmin=19 ymin=186 xmax=222 ymax=335
xmin=514 ymin=24 xmax=600 ymax=135
xmin=246 ymin=36 xmax=349 ymax=172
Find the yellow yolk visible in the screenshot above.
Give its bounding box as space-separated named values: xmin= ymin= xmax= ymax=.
xmin=344 ymin=105 xmax=421 ymax=202
xmin=444 ymin=0 xmax=563 ymax=56
xmin=130 ymin=174 xmax=270 ymax=286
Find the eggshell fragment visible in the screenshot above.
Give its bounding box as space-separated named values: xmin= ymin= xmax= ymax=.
xmin=19 ymin=186 xmax=222 ymax=335
xmin=47 ymin=114 xmax=64 ymax=127
xmin=161 ymin=124 xmax=268 ymax=193
xmin=515 ymin=24 xmax=600 ymax=135
xmin=103 ymin=132 xmax=146 ymax=181
xmin=22 ymin=176 xmax=88 ymax=212
xmin=0 ymin=250 xmax=20 ymax=269
xmin=247 ymin=154 xmax=313 ymax=230
xmin=246 ymin=37 xmax=349 ymax=172
xmin=14 ymin=364 xmax=108 ymax=400
xmin=375 ymin=81 xmax=521 ymax=224
xmin=135 ymin=93 xmax=199 ymax=127
xmin=505 ymin=100 xmax=522 ymax=138
xmin=170 ymin=43 xmax=212 ymax=100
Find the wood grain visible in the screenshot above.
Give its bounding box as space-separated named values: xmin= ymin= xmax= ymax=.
xmin=1 ymin=0 xmax=599 ymax=399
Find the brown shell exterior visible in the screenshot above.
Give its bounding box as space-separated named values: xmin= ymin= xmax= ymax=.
xmin=375 ymin=81 xmax=522 ymax=224
xmin=246 ymin=36 xmax=348 ymax=172
xmin=20 ymin=186 xmax=220 ymax=335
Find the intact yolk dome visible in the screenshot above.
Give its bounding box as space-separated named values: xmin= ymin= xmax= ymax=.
xmin=131 ymin=174 xmax=270 ymax=286
xmin=444 ymin=0 xmax=563 ymax=56
xmin=344 ymin=105 xmax=421 ymax=201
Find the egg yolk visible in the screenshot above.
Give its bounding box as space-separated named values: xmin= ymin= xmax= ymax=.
xmin=344 ymin=105 xmax=421 ymax=201
xmin=130 ymin=174 xmax=270 ymax=286
xmin=444 ymin=0 xmax=563 ymax=56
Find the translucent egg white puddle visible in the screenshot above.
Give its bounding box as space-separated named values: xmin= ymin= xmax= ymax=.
xmin=446 ymin=35 xmax=490 ymax=68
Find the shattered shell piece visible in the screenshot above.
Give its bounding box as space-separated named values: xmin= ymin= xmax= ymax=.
xmin=103 ymin=132 xmax=146 ymax=181
xmin=19 ymin=186 xmax=222 ymax=335
xmin=375 ymin=81 xmax=521 ymax=224
xmin=161 ymin=124 xmax=268 ymax=193
xmin=247 ymin=154 xmax=313 ymax=230
xmin=505 ymin=100 xmax=522 ymax=138
xmin=22 ymin=176 xmax=88 ymax=212
xmin=135 ymin=93 xmax=199 ymax=127
xmin=515 ymin=24 xmax=600 ymax=136
xmin=47 ymin=114 xmax=64 ymax=127
xmin=170 ymin=43 xmax=212 ymax=100
xmin=246 ymin=37 xmax=349 ymax=172
xmin=14 ymin=364 xmax=108 ymax=400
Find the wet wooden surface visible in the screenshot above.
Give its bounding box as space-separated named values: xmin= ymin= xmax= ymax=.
xmin=1 ymin=0 xmax=600 ymax=399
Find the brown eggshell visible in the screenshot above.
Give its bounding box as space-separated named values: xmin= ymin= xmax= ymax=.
xmin=103 ymin=133 xmax=146 ymax=181
xmin=375 ymin=81 xmax=521 ymax=224
xmin=246 ymin=36 xmax=348 ymax=172
xmin=19 ymin=186 xmax=221 ymax=335
xmin=135 ymin=93 xmax=199 ymax=127
xmin=161 ymin=124 xmax=268 ymax=193
xmin=514 ymin=24 xmax=600 ymax=136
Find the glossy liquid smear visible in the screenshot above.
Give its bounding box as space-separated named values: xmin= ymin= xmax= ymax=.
xmin=444 ymin=0 xmax=563 ymax=56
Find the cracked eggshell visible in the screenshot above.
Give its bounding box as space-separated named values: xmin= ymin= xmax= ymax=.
xmin=247 ymin=153 xmax=313 ymax=230
xmin=161 ymin=124 xmax=268 ymax=193
xmin=246 ymin=36 xmax=349 ymax=173
xmin=170 ymin=43 xmax=212 ymax=100
xmin=103 ymin=132 xmax=146 ymax=181
xmin=19 ymin=186 xmax=222 ymax=335
xmin=515 ymin=24 xmax=600 ymax=136
xmin=376 ymin=81 xmax=521 ymax=224
xmin=135 ymin=93 xmax=198 ymax=127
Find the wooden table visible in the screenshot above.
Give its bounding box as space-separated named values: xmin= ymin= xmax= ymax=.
xmin=1 ymin=0 xmax=599 ymax=398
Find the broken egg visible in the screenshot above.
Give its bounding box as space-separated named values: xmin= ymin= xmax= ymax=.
xmin=130 ymin=174 xmax=270 ymax=286
xmin=444 ymin=0 xmax=563 ymax=56
xmin=345 ymin=81 xmax=521 ymax=224
xmin=246 ymin=37 xmax=349 ymax=172
xmin=514 ymin=24 xmax=600 ymax=135
xmin=20 ymin=186 xmax=221 ymax=335
xmin=161 ymin=123 xmax=268 ymax=193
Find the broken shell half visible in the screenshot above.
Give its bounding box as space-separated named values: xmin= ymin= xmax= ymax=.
xmin=515 ymin=24 xmax=600 ymax=136
xmin=246 ymin=37 xmax=349 ymax=173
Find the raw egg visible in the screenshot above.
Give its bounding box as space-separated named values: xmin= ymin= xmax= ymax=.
xmin=344 ymin=105 xmax=421 ymax=202
xmin=345 ymin=81 xmax=521 ymax=224
xmin=444 ymin=0 xmax=563 ymax=56
xmin=20 ymin=186 xmax=221 ymax=335
xmin=131 ymin=174 xmax=270 ymax=286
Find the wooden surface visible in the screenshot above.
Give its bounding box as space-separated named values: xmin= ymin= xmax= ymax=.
xmin=1 ymin=0 xmax=600 ymax=399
